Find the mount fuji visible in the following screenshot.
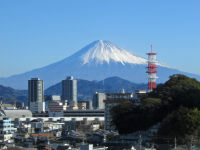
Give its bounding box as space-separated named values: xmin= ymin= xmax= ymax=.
xmin=0 ymin=40 xmax=199 ymax=89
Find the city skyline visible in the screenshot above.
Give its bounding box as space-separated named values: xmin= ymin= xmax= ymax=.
xmin=0 ymin=0 xmax=200 ymax=77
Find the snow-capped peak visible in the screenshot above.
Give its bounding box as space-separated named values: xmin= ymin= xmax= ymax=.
xmin=79 ymin=40 xmax=147 ymax=65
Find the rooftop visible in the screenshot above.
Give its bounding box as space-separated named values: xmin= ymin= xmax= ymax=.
xmin=0 ymin=109 xmax=32 ymax=118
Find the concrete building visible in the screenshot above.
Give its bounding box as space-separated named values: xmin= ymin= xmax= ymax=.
xmin=0 ymin=103 xmax=16 ymax=110
xmin=87 ymin=101 xmax=93 ymax=110
xmin=93 ymin=92 xmax=106 ymax=109
xmin=80 ymin=144 xmax=93 ymax=150
xmin=62 ymin=76 xmax=77 ymax=107
xmin=50 ymin=95 xmax=61 ymax=101
xmin=17 ymin=109 xmax=104 ymax=118
xmin=104 ymin=93 xmax=133 ymax=131
xmin=135 ymin=90 xmax=147 ymax=100
xmin=80 ymin=144 xmax=108 ymax=150
xmin=48 ymin=101 xmax=67 ymax=117
xmin=78 ymin=101 xmax=87 ymax=110
xmin=79 ymin=101 xmax=93 ymax=110
xmin=28 ymin=78 xmax=45 ymax=113
xmin=0 ymin=118 xmax=16 ymax=142
xmin=63 ymin=109 xmax=104 ymax=117
xmin=0 ymin=109 xmax=32 ymax=118
xmin=106 ymin=92 xmax=133 ymax=100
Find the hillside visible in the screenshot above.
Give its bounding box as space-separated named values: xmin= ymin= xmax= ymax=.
xmin=0 ymin=76 xmax=147 ymax=105
xmin=45 ymin=76 xmax=147 ymax=100
xmin=0 ymin=85 xmax=27 ymax=105
xmin=111 ymin=74 xmax=200 ymax=142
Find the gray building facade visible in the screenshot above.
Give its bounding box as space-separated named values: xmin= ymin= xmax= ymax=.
xmin=62 ymin=76 xmax=77 ymax=107
xmin=93 ymin=92 xmax=106 ymax=109
xmin=28 ymin=78 xmax=45 ymax=113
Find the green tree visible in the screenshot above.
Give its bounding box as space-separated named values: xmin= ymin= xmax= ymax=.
xmin=110 ymin=74 xmax=200 ymax=138
xmin=141 ymin=97 xmax=161 ymax=108
xmin=158 ymin=106 xmax=200 ymax=139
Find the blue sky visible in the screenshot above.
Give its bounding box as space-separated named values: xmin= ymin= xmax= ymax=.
xmin=0 ymin=0 xmax=199 ymax=77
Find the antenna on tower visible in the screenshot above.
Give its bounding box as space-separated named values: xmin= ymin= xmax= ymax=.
xmin=146 ymin=45 xmax=158 ymax=92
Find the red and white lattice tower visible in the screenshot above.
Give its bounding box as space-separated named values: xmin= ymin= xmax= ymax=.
xmin=146 ymin=45 xmax=158 ymax=92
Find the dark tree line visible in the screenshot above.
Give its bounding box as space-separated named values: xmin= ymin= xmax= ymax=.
xmin=111 ymin=74 xmax=200 ymax=141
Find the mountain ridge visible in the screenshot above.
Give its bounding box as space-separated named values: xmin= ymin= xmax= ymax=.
xmin=0 ymin=40 xmax=200 ymax=89
xmin=0 ymin=85 xmax=27 ymax=105
xmin=45 ymin=76 xmax=147 ymax=100
xmin=0 ymin=76 xmax=147 ymax=104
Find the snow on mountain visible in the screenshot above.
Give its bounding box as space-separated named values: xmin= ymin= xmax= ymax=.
xmin=72 ymin=40 xmax=166 ymax=67
xmin=0 ymin=40 xmax=199 ymax=89
xmin=80 ymin=40 xmax=147 ymax=65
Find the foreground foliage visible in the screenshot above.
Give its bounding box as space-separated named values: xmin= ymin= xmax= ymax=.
xmin=111 ymin=74 xmax=200 ymax=140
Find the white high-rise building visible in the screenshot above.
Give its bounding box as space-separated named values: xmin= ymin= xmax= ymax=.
xmin=62 ymin=76 xmax=77 ymax=107
xmin=28 ymin=78 xmax=45 ymax=113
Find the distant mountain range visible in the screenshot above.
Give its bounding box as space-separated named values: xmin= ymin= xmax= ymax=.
xmin=0 ymin=76 xmax=147 ymax=104
xmin=0 ymin=40 xmax=199 ymax=89
xmin=45 ymin=76 xmax=147 ymax=100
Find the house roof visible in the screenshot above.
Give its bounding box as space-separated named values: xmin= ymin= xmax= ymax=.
xmin=31 ymin=133 xmax=55 ymax=138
